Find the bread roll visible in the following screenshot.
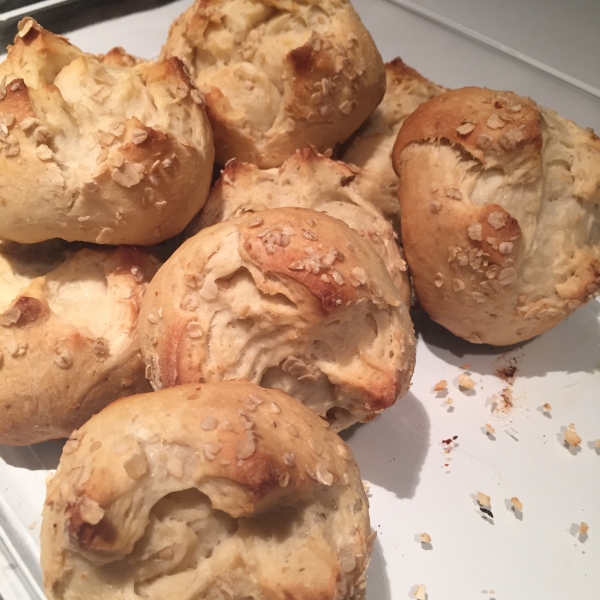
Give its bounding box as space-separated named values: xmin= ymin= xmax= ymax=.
xmin=161 ymin=0 xmax=385 ymax=168
xmin=341 ymin=58 xmax=444 ymax=230
xmin=189 ymin=147 xmax=411 ymax=307
xmin=0 ymin=243 xmax=159 ymax=444
xmin=392 ymin=87 xmax=600 ymax=345
xmin=140 ymin=208 xmax=416 ymax=431
xmin=41 ymin=381 xmax=373 ymax=600
xmin=0 ymin=19 xmax=214 ymax=245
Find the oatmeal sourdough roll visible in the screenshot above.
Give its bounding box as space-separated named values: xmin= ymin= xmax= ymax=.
xmin=189 ymin=147 xmax=411 ymax=307
xmin=161 ymin=0 xmax=385 ymax=168
xmin=140 ymin=208 xmax=416 ymax=431
xmin=41 ymin=381 xmax=373 ymax=600
xmin=0 ymin=242 xmax=159 ymax=445
xmin=0 ymin=19 xmax=214 ymax=245
xmin=340 ymin=58 xmax=444 ymax=229
xmin=392 ymin=87 xmax=600 ymax=346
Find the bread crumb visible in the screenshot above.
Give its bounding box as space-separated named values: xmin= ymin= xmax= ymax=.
xmin=487 ymin=113 xmax=505 ymax=129
xmin=457 ymin=121 xmax=476 ymax=136
xmin=594 ymin=439 xmax=600 ymax=449
xmin=78 ymin=497 xmax=105 ymax=525
xmin=511 ymin=496 xmax=523 ymax=511
xmin=477 ymin=492 xmax=491 ymax=507
xmin=419 ymin=532 xmax=431 ymax=544
xmin=485 ymin=423 xmax=496 ymax=435
xmin=542 ymin=403 xmax=552 ymax=412
xmin=452 ymin=278 xmax=465 ymax=292
xmin=446 ymin=187 xmax=462 ymax=201
xmin=445 ymin=397 xmax=453 ymax=405
xmin=414 ymin=584 xmax=426 ymax=600
xmin=458 ymin=373 xmax=475 ymax=389
xmin=468 ymin=223 xmax=482 ymax=241
xmin=461 ymin=363 xmax=471 ymax=369
xmin=564 ymin=423 xmax=582 ymax=447
xmin=433 ymin=380 xmax=447 ymax=392
xmin=477 ymin=133 xmax=493 ymax=149
xmin=429 ymin=200 xmax=442 ymax=214
xmin=28 ymin=521 xmax=37 ymax=530
xmin=487 ymin=211 xmax=508 ymax=230
xmin=497 ymin=267 xmax=517 ymax=285
xmin=36 ymin=144 xmax=53 ymax=161
xmin=579 ymin=522 xmax=589 ymax=536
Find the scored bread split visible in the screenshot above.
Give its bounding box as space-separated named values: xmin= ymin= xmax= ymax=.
xmin=140 ymin=207 xmax=416 ymax=432
xmin=161 ymin=0 xmax=385 ymax=168
xmin=0 ymin=242 xmax=160 ymax=445
xmin=188 ymin=147 xmax=412 ymax=307
xmin=340 ymin=57 xmax=445 ymax=231
xmin=0 ymin=18 xmax=214 ymax=245
xmin=392 ymin=86 xmax=600 ymax=346
xmin=41 ymin=381 xmax=374 ymax=600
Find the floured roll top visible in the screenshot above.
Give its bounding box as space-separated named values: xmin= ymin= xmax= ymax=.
xmin=140 ymin=207 xmax=416 ymax=431
xmin=161 ymin=0 xmax=385 ymax=168
xmin=392 ymin=86 xmax=600 ymax=345
xmin=0 ymin=242 xmax=159 ymax=444
xmin=41 ymin=381 xmax=373 ymax=600
xmin=340 ymin=58 xmax=445 ymax=230
xmin=0 ymin=19 xmax=214 ymax=245
xmin=190 ymin=147 xmax=411 ymax=307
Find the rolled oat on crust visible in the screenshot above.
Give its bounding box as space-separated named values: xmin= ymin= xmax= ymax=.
xmin=161 ymin=0 xmax=385 ymax=168
xmin=0 ymin=19 xmax=214 ymax=245
xmin=0 ymin=242 xmax=159 ymax=445
xmin=140 ymin=207 xmax=416 ymax=432
xmin=392 ymin=86 xmax=600 ymax=346
xmin=189 ymin=147 xmax=411 ymax=307
xmin=41 ymin=381 xmax=373 ymax=600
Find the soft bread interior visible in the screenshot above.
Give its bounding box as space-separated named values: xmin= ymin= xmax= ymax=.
xmin=43 ymin=250 xmax=139 ymax=351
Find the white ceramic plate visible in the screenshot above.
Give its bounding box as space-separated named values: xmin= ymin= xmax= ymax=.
xmin=1 ymin=1 xmax=599 ymax=598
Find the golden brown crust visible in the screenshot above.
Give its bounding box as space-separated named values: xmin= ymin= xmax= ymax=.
xmin=0 ymin=244 xmax=159 ymax=444
xmin=140 ymin=207 xmax=415 ymax=431
xmin=190 ymin=147 xmax=412 ymax=306
xmin=99 ymin=46 xmax=140 ymax=67
xmin=394 ymin=86 xmax=542 ymax=169
xmin=0 ymin=19 xmax=214 ymax=245
xmin=161 ymin=0 xmax=385 ymax=168
xmin=241 ymin=216 xmax=359 ymax=313
xmin=393 ymin=87 xmax=600 ymax=345
xmin=41 ymin=382 xmax=372 ymax=600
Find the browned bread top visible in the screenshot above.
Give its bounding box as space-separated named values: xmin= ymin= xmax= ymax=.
xmin=190 ymin=147 xmax=412 ymax=307
xmin=392 ymin=87 xmax=600 ymax=345
xmin=41 ymin=381 xmax=373 ymax=599
xmin=0 ymin=243 xmax=159 ymax=444
xmin=140 ymin=207 xmax=416 ymax=431
xmin=161 ymin=0 xmax=385 ymax=168
xmin=0 ymin=19 xmax=214 ymax=245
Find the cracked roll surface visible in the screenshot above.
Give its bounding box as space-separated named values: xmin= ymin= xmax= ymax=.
xmin=392 ymin=86 xmax=600 ymax=345
xmin=340 ymin=58 xmax=444 ymax=231
xmin=140 ymin=207 xmax=415 ymax=431
xmin=41 ymin=381 xmax=373 ymax=600
xmin=189 ymin=147 xmax=411 ymax=307
xmin=0 ymin=242 xmax=159 ymax=445
xmin=161 ymin=0 xmax=385 ymax=168
xmin=0 ymin=19 xmax=214 ymax=245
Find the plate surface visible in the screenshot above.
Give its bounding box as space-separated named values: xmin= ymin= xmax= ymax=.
xmin=0 ymin=1 xmax=599 ymax=598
